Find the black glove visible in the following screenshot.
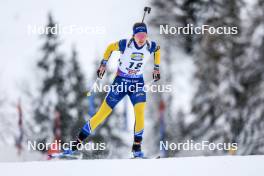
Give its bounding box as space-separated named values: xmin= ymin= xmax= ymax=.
xmin=153 ymin=70 xmax=160 ymax=82
xmin=97 ymin=65 xmax=106 ymax=79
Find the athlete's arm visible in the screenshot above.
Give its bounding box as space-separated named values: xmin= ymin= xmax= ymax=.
xmin=152 ymin=44 xmax=161 ymax=82
xmin=102 ymin=42 xmax=120 ymax=63
xmin=153 ymin=46 xmax=160 ymax=70
xmin=97 ymin=40 xmax=126 ymax=79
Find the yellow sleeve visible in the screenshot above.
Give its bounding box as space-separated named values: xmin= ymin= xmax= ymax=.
xmin=154 ymin=46 xmax=160 ymax=66
xmin=103 ymin=42 xmax=119 ymax=60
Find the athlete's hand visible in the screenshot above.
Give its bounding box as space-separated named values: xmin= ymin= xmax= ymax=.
xmin=97 ymin=65 xmax=106 ymax=79
xmin=153 ymin=70 xmax=160 ymax=82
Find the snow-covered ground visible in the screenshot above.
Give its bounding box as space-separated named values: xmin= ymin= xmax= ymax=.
xmin=0 ymin=146 xmax=45 ymax=162
xmin=0 ymin=155 xmax=262 ymax=176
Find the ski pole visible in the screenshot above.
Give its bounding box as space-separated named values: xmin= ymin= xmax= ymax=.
xmin=86 ymin=78 xmax=100 ymax=97
xmin=142 ymin=7 xmax=151 ymax=23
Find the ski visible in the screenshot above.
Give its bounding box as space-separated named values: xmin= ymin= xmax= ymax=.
xmin=48 ymin=152 xmax=83 ymax=160
xmin=131 ymin=156 xmax=161 ymax=159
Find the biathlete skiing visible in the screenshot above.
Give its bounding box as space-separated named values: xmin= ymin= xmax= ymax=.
xmin=53 ymin=7 xmax=161 ymax=159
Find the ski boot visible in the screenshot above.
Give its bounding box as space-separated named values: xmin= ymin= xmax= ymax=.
xmin=132 ymin=142 xmax=144 ymax=158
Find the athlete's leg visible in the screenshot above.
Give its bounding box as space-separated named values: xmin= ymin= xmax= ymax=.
xmin=133 ymin=102 xmax=145 ymax=142
xmin=85 ymin=100 xmax=113 ymax=132
xmin=128 ymin=78 xmax=146 ymax=156
xmin=72 ymin=76 xmax=126 ymax=150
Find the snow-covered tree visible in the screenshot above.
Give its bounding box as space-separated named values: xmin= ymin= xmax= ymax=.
xmin=148 ymin=0 xmax=201 ymax=157
xmin=148 ymin=0 xmax=264 ymax=156
xmin=33 ymin=13 xmax=87 ymax=148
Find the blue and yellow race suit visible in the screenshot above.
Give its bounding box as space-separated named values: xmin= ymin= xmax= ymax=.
xmin=82 ymin=38 xmax=160 ymax=143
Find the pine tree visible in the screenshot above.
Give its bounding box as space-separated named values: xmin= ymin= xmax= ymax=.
xmin=33 ymin=13 xmax=64 ymax=145
xmin=235 ymin=0 xmax=264 ymax=154
xmin=188 ymin=0 xmax=254 ymax=155
xmin=66 ymin=47 xmax=87 ymax=139
xmin=151 ymin=0 xmax=201 ymax=53
xmin=149 ymin=0 xmax=264 ymax=156
xmin=33 ymin=13 xmax=88 ymax=149
xmin=149 ymin=0 xmax=202 ymax=156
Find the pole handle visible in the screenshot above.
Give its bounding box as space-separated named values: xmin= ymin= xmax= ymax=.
xmin=142 ymin=6 xmax=151 ymax=23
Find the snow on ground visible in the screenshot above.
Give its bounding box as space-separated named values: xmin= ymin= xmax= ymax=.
xmin=0 ymin=146 xmax=45 ymax=162
xmin=0 ymin=155 xmax=262 ymax=176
